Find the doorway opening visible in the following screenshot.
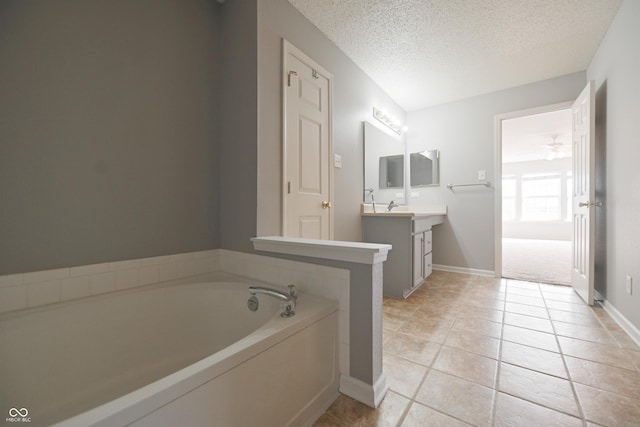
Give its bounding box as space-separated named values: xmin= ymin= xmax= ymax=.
xmin=496 ymin=104 xmax=573 ymax=285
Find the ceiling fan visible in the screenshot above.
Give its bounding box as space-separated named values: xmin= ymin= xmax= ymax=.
xmin=544 ymin=135 xmax=571 ymax=160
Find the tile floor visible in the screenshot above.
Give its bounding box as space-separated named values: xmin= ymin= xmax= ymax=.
xmin=314 ymin=271 xmax=640 ymax=426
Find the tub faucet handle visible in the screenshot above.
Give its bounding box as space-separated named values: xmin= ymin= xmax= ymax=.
xmin=288 ymin=284 xmax=297 ymax=301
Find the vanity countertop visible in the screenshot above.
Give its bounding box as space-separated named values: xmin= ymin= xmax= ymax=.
xmin=360 ymin=204 xmax=447 ymax=218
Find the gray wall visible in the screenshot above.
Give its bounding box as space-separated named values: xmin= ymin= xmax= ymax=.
xmin=406 ymin=72 xmax=586 ymax=272
xmin=0 ymin=1 xmax=221 ymax=275
xmin=219 ymin=0 xmax=258 ymax=252
xmin=256 ymin=0 xmax=405 ymax=243
xmin=587 ymin=0 xmax=640 ymax=329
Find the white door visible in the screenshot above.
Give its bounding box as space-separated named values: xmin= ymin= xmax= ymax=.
xmin=571 ymin=81 xmax=596 ymax=305
xmin=283 ymin=40 xmax=333 ymax=239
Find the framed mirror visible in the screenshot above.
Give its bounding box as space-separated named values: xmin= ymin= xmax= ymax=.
xmin=410 ymin=149 xmax=439 ymax=187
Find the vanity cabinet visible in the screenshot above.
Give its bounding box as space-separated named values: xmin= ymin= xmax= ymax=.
xmin=362 ymin=214 xmax=443 ymax=298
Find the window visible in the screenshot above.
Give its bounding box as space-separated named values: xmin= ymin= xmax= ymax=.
xmin=521 ymin=173 xmax=561 ymax=221
xmin=502 ymin=175 xmax=517 ymax=221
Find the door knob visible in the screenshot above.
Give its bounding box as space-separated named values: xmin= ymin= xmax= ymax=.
xmin=321 ymin=201 xmax=332 ymax=209
xmin=579 ymin=201 xmax=605 ymax=207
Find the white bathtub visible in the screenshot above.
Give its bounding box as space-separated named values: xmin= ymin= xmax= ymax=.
xmin=0 ymin=274 xmax=339 ymax=427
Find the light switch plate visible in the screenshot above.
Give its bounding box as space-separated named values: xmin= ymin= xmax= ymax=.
xmin=478 ymin=170 xmax=486 ymax=180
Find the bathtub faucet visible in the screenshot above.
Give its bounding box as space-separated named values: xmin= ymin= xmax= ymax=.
xmin=248 ymin=285 xmax=297 ymax=317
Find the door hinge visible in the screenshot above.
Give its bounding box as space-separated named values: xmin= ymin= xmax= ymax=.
xmin=312 ymin=69 xmax=319 ymax=79
xmin=287 ymin=71 xmax=298 ymax=87
xmin=287 ymin=181 xmax=291 ymax=194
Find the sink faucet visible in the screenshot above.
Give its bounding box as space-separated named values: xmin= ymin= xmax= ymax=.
xmin=248 ymin=285 xmax=297 ymax=317
xmin=365 ymin=188 xmax=376 ymax=213
xmin=386 ymin=200 xmax=399 ymax=212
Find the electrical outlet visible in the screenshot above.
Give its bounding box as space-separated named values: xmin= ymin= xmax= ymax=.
xmin=626 ymin=275 xmax=633 ymax=295
xmin=411 ymin=191 xmax=420 ymax=198
xmin=478 ymin=170 xmax=486 ymax=180
xmin=333 ymin=154 xmax=342 ymax=168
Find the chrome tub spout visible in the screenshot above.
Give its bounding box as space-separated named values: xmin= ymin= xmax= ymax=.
xmin=248 ymin=285 xmax=297 ymax=317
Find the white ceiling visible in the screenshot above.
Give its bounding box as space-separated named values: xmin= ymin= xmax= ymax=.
xmin=288 ymin=0 xmax=622 ymax=111
xmin=502 ymin=108 xmax=572 ymax=163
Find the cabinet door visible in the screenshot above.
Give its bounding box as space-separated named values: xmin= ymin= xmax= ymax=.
xmin=413 ymin=233 xmax=424 ymax=287
xmin=424 ymin=251 xmax=433 ymax=279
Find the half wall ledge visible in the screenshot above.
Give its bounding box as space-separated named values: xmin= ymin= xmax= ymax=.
xmin=250 ymin=236 xmax=392 ymax=265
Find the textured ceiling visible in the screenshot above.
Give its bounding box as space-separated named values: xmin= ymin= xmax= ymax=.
xmin=288 ymin=0 xmax=622 ymax=111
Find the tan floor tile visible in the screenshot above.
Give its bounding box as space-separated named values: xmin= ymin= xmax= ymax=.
xmin=544 ymin=299 xmax=594 ymax=314
xmin=505 ymin=293 xmax=546 ymax=307
xmin=627 ymin=349 xmax=640 ymax=371
xmin=558 ymin=336 xmax=636 ymax=370
xmin=384 ymin=330 xmax=441 ymax=366
xmin=452 ymin=316 xmax=502 ymax=339
xmin=383 ymin=311 xmax=409 ymax=331
xmin=504 ymin=302 xmax=549 ymax=319
xmin=610 ymin=330 xmax=640 ymax=351
xmin=465 ymin=289 xmax=506 ymax=301
xmin=503 ymin=312 xmax=554 ymax=333
xmin=503 ymin=325 xmax=559 ymax=352
xmin=444 ymin=329 xmax=500 ymax=359
xmin=383 ymin=353 xmax=428 ymax=397
xmin=575 ymin=383 xmax=640 ymax=427
xmin=565 ymin=356 xmax=640 ymax=399
xmin=415 ymin=370 xmax=494 ymax=426
xmin=463 ymin=297 xmax=505 ymax=311
xmin=507 ymin=287 xmax=543 ymax=298
xmin=494 ymin=392 xmax=582 ymax=427
xmin=323 ymin=391 xmax=409 ymax=427
xmin=401 ymin=402 xmax=470 ymax=426
xmin=501 ymin=341 xmax=568 ymax=378
xmin=313 ymin=412 xmax=347 ymax=427
xmin=541 ymin=290 xmax=585 ymax=304
xmin=397 ymin=317 xmax=452 ymax=343
xmin=458 ymin=305 xmax=504 ymax=323
xmin=498 ymin=363 xmax=580 ymax=417
xmin=433 ymin=346 xmax=497 ymax=387
xmin=548 ymin=309 xmax=602 ymax=328
xmin=552 ymin=321 xmax=616 ymax=345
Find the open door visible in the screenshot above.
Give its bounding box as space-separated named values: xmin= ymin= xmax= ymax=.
xmin=571 ymin=81 xmax=596 ymax=305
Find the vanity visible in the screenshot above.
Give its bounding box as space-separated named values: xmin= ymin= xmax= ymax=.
xmin=361 ymin=206 xmax=446 ymax=298
xmin=362 ymin=120 xmax=445 ymax=297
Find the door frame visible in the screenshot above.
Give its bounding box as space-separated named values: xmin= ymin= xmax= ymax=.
xmin=493 ymin=101 xmax=574 ymax=278
xmin=281 ymin=39 xmax=335 ymax=239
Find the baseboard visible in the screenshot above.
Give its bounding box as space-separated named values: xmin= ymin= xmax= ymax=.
xmin=339 ymin=373 xmax=388 ymax=408
xmin=594 ymin=290 xmax=640 ymax=347
xmin=433 ymin=264 xmax=495 ymax=277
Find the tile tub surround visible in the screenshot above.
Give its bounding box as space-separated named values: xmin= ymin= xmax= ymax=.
xmin=314 ymin=273 xmax=640 ymax=427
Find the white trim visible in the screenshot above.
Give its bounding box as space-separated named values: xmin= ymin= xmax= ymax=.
xmin=339 ymin=373 xmax=388 ymax=408
xmin=594 ymin=290 xmax=640 ymax=347
xmin=251 ymin=236 xmax=391 ymax=265
xmin=433 ymin=264 xmax=495 ymax=277
xmin=494 ymin=101 xmax=574 ymax=279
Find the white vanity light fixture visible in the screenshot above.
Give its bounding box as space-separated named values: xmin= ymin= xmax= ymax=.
xmin=373 ymin=107 xmax=407 ymax=135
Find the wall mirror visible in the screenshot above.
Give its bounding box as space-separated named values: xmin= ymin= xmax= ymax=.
xmin=410 ymin=149 xmax=440 ymax=187
xmin=363 ymin=121 xmax=405 ymax=203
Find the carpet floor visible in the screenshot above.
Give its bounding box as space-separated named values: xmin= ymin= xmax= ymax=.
xmin=502 ymin=238 xmax=571 ymax=285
